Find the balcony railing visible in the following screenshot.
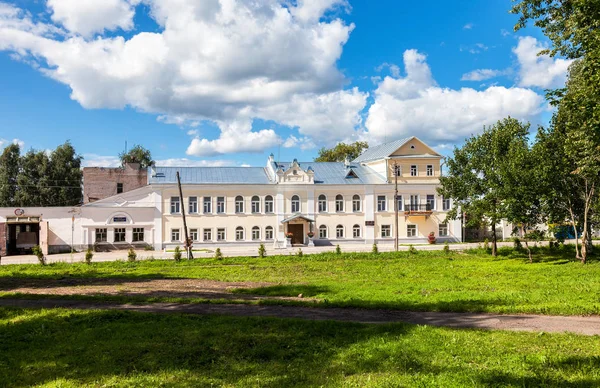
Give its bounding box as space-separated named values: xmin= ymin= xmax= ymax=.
xmin=404 ymin=203 xmax=433 ymax=212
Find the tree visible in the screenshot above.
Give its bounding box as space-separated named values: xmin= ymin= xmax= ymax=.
xmin=0 ymin=143 xmax=20 ymax=207
xmin=315 ymin=141 xmax=368 ymax=162
xmin=119 ymin=145 xmax=154 ymax=168
xmin=438 ymin=118 xmax=533 ymax=257
xmin=49 ymin=141 xmax=83 ymax=206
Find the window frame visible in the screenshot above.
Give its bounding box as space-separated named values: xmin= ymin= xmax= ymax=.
xmin=335 ymin=194 xmax=344 ymax=212
xmin=426 ymin=164 xmax=434 ymax=176
xmin=95 ymin=228 xmax=107 ymax=243
xmin=264 ymin=195 xmax=274 ymax=213
xmin=291 ymin=195 xmax=301 ymax=213
xmin=251 ymin=196 xmax=261 ymax=214
xmin=251 ymin=226 xmax=261 ymax=240
xmin=265 ymin=226 xmax=274 ymax=240
xmin=171 ymin=228 xmax=180 ymax=242
xmin=114 ymin=228 xmax=126 ymax=243
xmin=235 ymin=226 xmax=245 ymax=241
xmin=442 ymin=196 xmax=451 ymax=211
xmin=235 ymin=196 xmax=244 ymax=214
xmin=217 ymin=196 xmax=226 ymax=214
xmin=353 ymin=224 xmax=361 ymax=238
xmin=352 ymin=194 xmax=361 ymax=212
xmin=410 ymin=165 xmax=418 ymax=177
xmin=188 ymin=196 xmax=198 ymax=214
xmin=203 ymin=196 xmax=212 ymax=214
xmin=439 ymin=223 xmax=449 ymax=237
xmin=407 ymin=224 xmax=417 ymax=238
xmin=170 ymin=196 xmax=181 ymax=214
xmin=318 ymin=194 xmax=327 ymax=212
xmin=203 ymin=228 xmax=212 ymax=241
xmin=381 ymin=225 xmax=391 ymax=238
xmin=319 ymin=225 xmax=328 ymax=239
xmin=377 ymin=195 xmax=387 ymax=212
xmin=132 ymin=227 xmax=144 ymax=242
xmin=336 ymin=224 xmax=344 ymax=239
xmin=116 ymin=183 xmax=123 ymax=194
xmin=426 ymin=194 xmax=436 ymax=211
xmin=217 ymin=228 xmax=226 ymax=241
xmin=190 ymin=228 xmax=198 ymax=242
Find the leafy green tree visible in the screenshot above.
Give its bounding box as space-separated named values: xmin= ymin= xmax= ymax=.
xmin=49 ymin=141 xmax=83 ymax=206
xmin=315 ymin=141 xmax=368 ymax=162
xmin=439 ymin=118 xmax=532 ymax=256
xmin=15 ymin=149 xmax=51 ymax=207
xmin=119 ymin=145 xmax=154 ymax=168
xmin=0 ymin=143 xmax=20 ymax=207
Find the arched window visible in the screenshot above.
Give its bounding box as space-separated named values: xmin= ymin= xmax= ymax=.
xmin=235 ymin=196 xmax=244 ymax=213
xmin=352 ymin=195 xmax=361 ymax=212
xmin=265 ymin=226 xmax=274 ymax=240
xmin=353 ymin=224 xmax=361 ymax=238
xmin=252 ymin=226 xmax=260 ymax=240
xmin=251 ymin=196 xmax=260 ymax=213
xmin=335 ymin=194 xmax=344 ymax=212
xmin=264 ymin=195 xmax=274 ymax=213
xmin=319 ymin=225 xmax=328 ymax=239
xmin=291 ymin=195 xmax=300 ymax=213
xmin=336 ymin=225 xmax=344 ymax=238
xmin=235 ymin=226 xmax=244 ymax=241
xmin=318 ymin=194 xmax=327 ymax=212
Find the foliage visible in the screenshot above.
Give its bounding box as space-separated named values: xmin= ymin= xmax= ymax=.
xmin=315 ymin=141 xmax=369 ymax=162
xmin=513 ymin=237 xmax=523 ymax=251
xmin=408 ymin=245 xmax=417 ymax=255
xmin=174 ymin=246 xmax=182 ymax=262
xmin=371 ymin=243 xmax=378 ymax=254
xmin=127 ymin=249 xmax=137 ymax=262
xmin=443 ymin=242 xmax=450 ymax=255
xmin=118 ymin=145 xmax=154 ymax=168
xmin=483 ymin=238 xmax=489 ymax=251
xmin=0 ymin=143 xmax=20 ymax=207
xmin=335 ymin=245 xmax=341 ymax=255
xmin=31 ymin=245 xmax=45 ymax=265
xmin=258 ymin=243 xmax=266 ymax=258
xmin=215 ymin=248 xmax=223 ymax=260
xmin=297 ymin=248 xmax=303 ymax=257
xmin=85 ymin=248 xmax=93 ymax=265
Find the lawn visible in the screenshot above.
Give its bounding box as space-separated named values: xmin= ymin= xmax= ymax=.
xmin=1 ymin=246 xmax=599 ymax=315
xmin=1 ymin=307 xmax=599 ymax=387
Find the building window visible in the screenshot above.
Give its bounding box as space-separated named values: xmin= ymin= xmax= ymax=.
xmin=439 ymin=223 xmax=449 ymax=237
xmin=265 ymin=226 xmax=274 ymax=240
xmin=353 ymin=224 xmax=361 ymax=238
xmin=377 ymin=196 xmax=386 ymax=212
xmin=217 ymin=228 xmax=226 ymax=241
xmin=409 ymin=195 xmax=419 ymax=211
xmin=265 ymin=195 xmax=274 ymax=213
xmin=203 ymin=197 xmax=212 ymax=214
xmin=396 ymin=194 xmax=403 ymax=211
xmin=170 ymin=197 xmax=180 ymax=214
xmin=319 ymin=225 xmax=328 ymax=239
xmin=393 ymin=164 xmax=401 ymax=176
xmin=410 ymin=165 xmax=418 ymax=177
xmin=381 ymin=225 xmax=391 ymax=238
xmin=217 ymin=197 xmax=225 ymax=213
xmin=252 ymin=226 xmax=260 ymax=240
xmin=203 ymin=228 xmax=212 ymax=241
xmin=407 ymin=224 xmax=417 ymax=237
xmin=352 ymin=195 xmax=361 ymax=212
xmin=190 ymin=228 xmax=198 ymax=241
xmin=189 ymin=196 xmax=198 ymax=214
xmin=291 ymin=195 xmax=300 ymax=213
xmin=336 ymin=225 xmax=344 ymax=238
xmin=426 ymin=195 xmax=435 ymax=210
xmin=117 ymin=183 xmax=123 ymax=194
xmin=171 ymin=229 xmax=180 ymax=242
xmin=335 ymin=194 xmax=344 ymax=212
xmin=235 ymin=226 xmax=244 ymax=241
xmin=235 ymin=196 xmax=244 ymax=213
xmin=95 ymin=228 xmax=107 ymax=243
xmin=132 ymin=228 xmax=144 ymax=242
xmin=318 ymin=194 xmax=327 ymax=212
xmin=443 ymin=196 xmax=451 ymax=211
xmin=251 ymin=196 xmax=260 ymax=213
xmin=426 ymin=165 xmax=434 ymax=176
xmin=114 ymin=228 xmax=126 ymax=243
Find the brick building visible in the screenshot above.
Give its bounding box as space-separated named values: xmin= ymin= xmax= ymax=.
xmin=83 ymin=163 xmax=147 ymax=203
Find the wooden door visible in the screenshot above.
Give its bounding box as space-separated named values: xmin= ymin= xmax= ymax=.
xmin=288 ymin=224 xmax=304 ymax=245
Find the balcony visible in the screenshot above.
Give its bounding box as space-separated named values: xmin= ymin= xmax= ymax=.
xmin=404 ymin=203 xmax=433 ymax=218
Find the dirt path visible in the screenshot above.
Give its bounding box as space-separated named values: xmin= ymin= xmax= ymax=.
xmin=2 ymin=298 xmax=599 ymax=336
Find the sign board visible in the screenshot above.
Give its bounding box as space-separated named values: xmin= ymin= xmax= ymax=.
xmin=113 ymin=216 xmax=127 ymax=223
xmin=365 ymin=221 xmax=375 ymax=226
xmin=14 ymin=209 xmax=25 ymax=216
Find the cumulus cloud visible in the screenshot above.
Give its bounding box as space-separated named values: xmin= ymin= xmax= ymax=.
xmin=461 ymin=68 xmax=507 ymax=82
xmin=365 ymin=50 xmax=545 ymax=145
xmin=82 ymin=154 xmax=121 ymax=167
xmin=0 ymin=0 xmax=364 ymax=155
xmin=283 ymin=135 xmax=317 ymax=150
xmin=0 ymin=138 xmax=25 ymax=148
xmin=155 ymin=158 xmax=237 ymax=167
xmin=513 ymin=36 xmax=573 ymax=89
xmin=463 ymin=23 xmax=473 ymax=30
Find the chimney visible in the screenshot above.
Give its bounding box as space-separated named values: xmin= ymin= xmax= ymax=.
xmin=344 ymin=155 xmax=350 ymax=167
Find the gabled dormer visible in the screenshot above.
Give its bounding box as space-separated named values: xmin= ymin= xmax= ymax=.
xmin=277 ymin=159 xmax=315 ymax=184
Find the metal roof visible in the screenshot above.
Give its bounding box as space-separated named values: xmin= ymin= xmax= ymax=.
xmin=282 ymin=214 xmax=315 ymax=223
xmin=352 ymin=137 xmax=412 ymax=163
xmin=273 ymin=161 xmax=386 ymax=185
xmin=148 ymin=167 xmax=273 ymax=185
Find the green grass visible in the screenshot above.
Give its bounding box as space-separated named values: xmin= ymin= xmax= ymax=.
xmin=1 ymin=307 xmax=599 ymax=387
xmin=1 ymin=246 xmax=599 ymax=315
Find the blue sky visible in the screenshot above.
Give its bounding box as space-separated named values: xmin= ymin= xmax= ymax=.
xmin=0 ymin=0 xmax=568 ymax=167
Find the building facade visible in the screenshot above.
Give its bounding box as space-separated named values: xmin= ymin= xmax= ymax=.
xmin=83 ymin=162 xmax=147 ymax=203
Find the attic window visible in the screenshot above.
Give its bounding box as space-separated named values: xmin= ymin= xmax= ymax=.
xmin=410 ymin=145 xmax=415 ymax=149
xmin=346 ymin=169 xmax=358 ymax=179
xmin=293 ymin=170 xmax=298 ymax=175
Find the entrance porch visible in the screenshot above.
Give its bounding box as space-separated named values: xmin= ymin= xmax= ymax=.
xmin=281 ymin=214 xmax=315 ymax=247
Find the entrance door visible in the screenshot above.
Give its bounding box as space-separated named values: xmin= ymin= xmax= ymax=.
xmin=410 ymin=195 xmax=419 ymax=211
xmin=288 ymin=224 xmax=304 ymax=245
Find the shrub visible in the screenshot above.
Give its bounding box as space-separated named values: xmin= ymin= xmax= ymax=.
xmin=443 ymin=241 xmax=450 ymax=255
xmin=173 ymin=246 xmax=182 ymax=262
xmin=215 ymin=248 xmax=223 ymax=260
xmin=32 ymin=245 xmax=46 ymax=265
xmin=513 ymin=237 xmax=523 ymax=251
xmin=297 ymin=248 xmax=303 ymax=257
xmin=258 ymin=243 xmax=266 ymax=258
xmin=408 ymin=244 xmax=417 ymax=255
xmin=372 ymin=243 xmax=379 ymax=254
xmin=144 ymin=245 xmax=154 ymax=251
xmin=85 ymin=248 xmax=94 ymax=265
xmin=483 ymin=238 xmax=490 ymax=251
xmin=335 ymin=245 xmax=342 ymax=255
xmin=127 ymin=248 xmax=137 ymax=262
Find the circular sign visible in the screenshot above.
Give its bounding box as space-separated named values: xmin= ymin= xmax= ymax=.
xmin=14 ymin=209 xmax=25 ymax=216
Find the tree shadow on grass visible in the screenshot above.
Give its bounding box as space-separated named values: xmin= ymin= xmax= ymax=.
xmin=231 ymin=284 xmax=329 ymax=298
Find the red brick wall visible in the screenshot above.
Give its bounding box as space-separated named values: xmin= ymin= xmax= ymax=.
xmin=83 ymin=163 xmax=147 ymax=203
xmin=0 ymin=223 xmax=6 ymax=257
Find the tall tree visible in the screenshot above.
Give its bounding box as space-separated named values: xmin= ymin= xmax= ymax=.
xmin=15 ymin=149 xmax=51 ymax=207
xmin=119 ymin=145 xmax=154 ymax=168
xmin=50 ymin=141 xmax=83 ymax=206
xmin=438 ymin=118 xmax=532 ymax=256
xmin=0 ymin=143 xmax=21 ymax=207
xmin=315 ymin=141 xmax=368 ymax=162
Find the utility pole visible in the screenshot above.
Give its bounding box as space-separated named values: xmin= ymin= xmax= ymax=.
xmin=394 ymin=162 xmax=399 ymax=252
xmin=176 ymin=171 xmax=193 ymax=260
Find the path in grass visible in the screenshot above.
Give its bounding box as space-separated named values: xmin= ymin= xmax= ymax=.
xmin=2 ymin=298 xmax=600 ymax=336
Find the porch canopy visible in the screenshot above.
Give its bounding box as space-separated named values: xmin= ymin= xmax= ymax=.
xmin=281 ymin=214 xmax=315 ymax=224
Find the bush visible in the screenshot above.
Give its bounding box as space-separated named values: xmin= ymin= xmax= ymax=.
xmin=127 ymin=248 xmax=137 ymax=262
xmin=408 ymin=244 xmax=417 ymax=255
xmin=335 ymin=245 xmax=342 ymax=255
xmin=372 ymin=243 xmax=379 ymax=254
xmin=173 ymin=246 xmax=182 ymax=262
xmin=85 ymin=248 xmax=94 ymax=264
xmin=483 ymin=238 xmax=490 ymax=251
xmin=297 ymin=248 xmax=303 ymax=257
xmin=513 ymin=237 xmax=523 ymax=251
xmin=258 ymin=243 xmax=266 ymax=258
xmin=32 ymin=245 xmax=46 ymax=265
xmin=443 ymin=241 xmax=450 ymax=255
xmin=144 ymin=245 xmax=154 ymax=251
xmin=215 ymin=248 xmax=223 ymax=260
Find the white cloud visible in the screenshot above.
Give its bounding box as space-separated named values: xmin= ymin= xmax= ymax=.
xmin=0 ymin=138 xmax=25 ymax=149
xmin=283 ymin=135 xmax=317 ymax=150
xmin=0 ymin=0 xmax=362 ymax=155
xmin=513 ymin=36 xmax=573 ymax=89
xmin=365 ymin=50 xmax=545 ymax=145
xmin=463 ymin=23 xmax=473 ymax=30
xmin=82 ymin=154 xmax=120 ymax=167
xmin=156 ymin=158 xmax=237 ymax=167
xmin=460 ymin=43 xmax=488 ymax=54
xmin=461 ymin=68 xmax=507 ymax=82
